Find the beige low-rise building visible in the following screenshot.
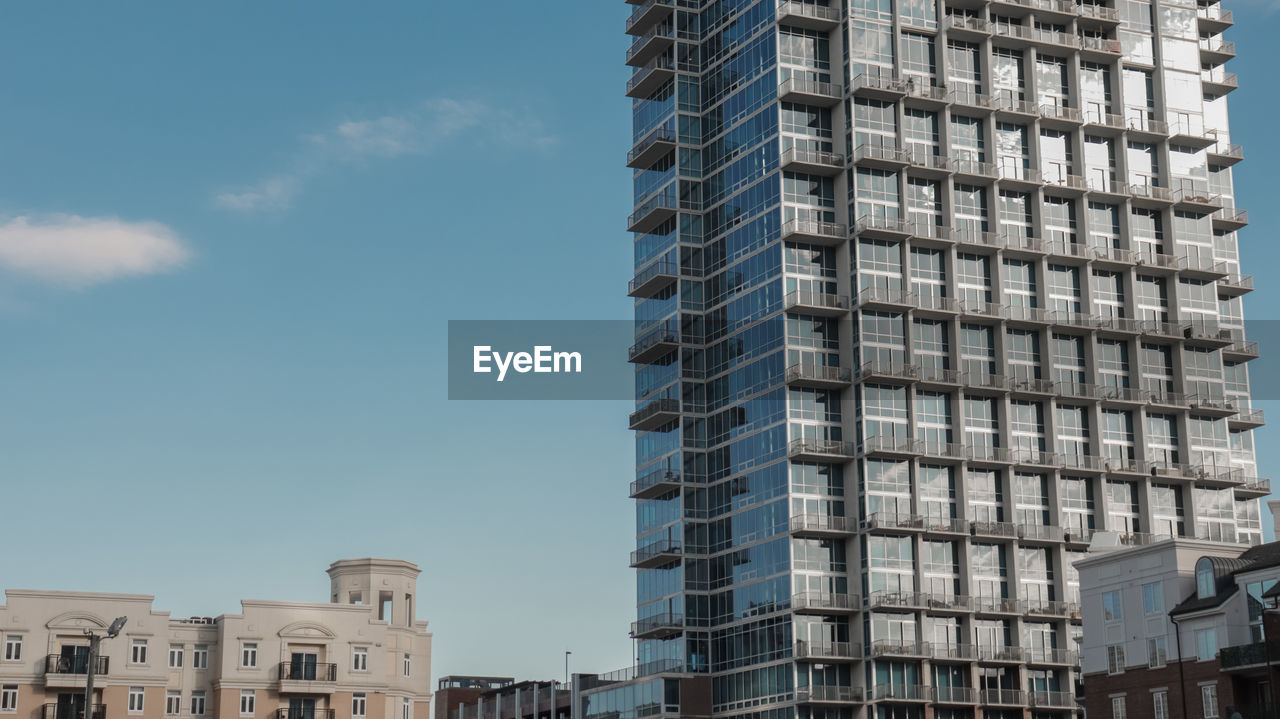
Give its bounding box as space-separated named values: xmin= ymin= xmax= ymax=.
xmin=0 ymin=559 xmax=431 ymax=719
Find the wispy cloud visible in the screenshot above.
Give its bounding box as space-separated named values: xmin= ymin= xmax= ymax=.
xmin=0 ymin=215 xmax=190 ymax=288
xmin=217 ymin=98 xmax=556 ymax=213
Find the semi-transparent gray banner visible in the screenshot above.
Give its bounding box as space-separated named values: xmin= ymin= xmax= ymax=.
xmin=448 ymin=318 xmax=1280 ymax=400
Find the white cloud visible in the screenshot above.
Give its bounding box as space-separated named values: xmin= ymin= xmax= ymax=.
xmin=0 ymin=215 xmax=190 ymax=288
xmin=217 ymin=98 xmax=556 ymax=213
xmin=214 ymin=175 xmax=301 ymax=212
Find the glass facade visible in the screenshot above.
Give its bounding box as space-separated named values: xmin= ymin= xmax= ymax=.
xmin=626 ymin=0 xmax=1259 ymax=717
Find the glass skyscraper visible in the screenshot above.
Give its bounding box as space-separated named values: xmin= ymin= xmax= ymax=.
xmin=626 ymin=0 xmax=1261 ymax=717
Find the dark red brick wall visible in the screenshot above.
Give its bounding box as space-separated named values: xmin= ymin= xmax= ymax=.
xmin=1083 ymin=660 xmax=1237 ymax=719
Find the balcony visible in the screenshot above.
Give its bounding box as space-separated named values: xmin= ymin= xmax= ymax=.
xmin=952 ymin=158 xmax=997 ymax=180
xmin=1129 ymin=183 xmax=1174 ymax=209
xmin=629 ymin=468 xmax=682 ymax=500
xmin=1017 ymin=523 xmax=1065 ymax=544
xmin=792 ymin=592 xmax=859 ymax=614
xmin=930 ymin=644 xmax=979 ymax=661
xmin=851 ymin=72 xmax=908 ymax=100
xmin=1197 ymin=5 xmax=1233 ymax=32
xmin=795 ymin=687 xmax=864 ymax=703
xmin=903 ymin=83 xmax=949 ymax=110
xmin=1214 ymin=208 xmax=1249 ymax=232
xmin=855 ymin=214 xmax=915 ymax=239
xmin=42 ymin=707 xmax=104 ymax=719
xmin=45 ymin=654 xmax=109 ymax=676
xmin=1236 ymin=478 xmax=1272 ymax=498
xmin=626 ymin=57 xmax=675 ymax=99
xmin=794 ymin=640 xmax=861 ymax=662
xmin=856 ymin=361 xmax=919 ymax=384
xmin=1224 ymin=340 xmax=1261 ymax=361
xmin=977 ymin=645 xmax=1025 ymax=663
xmin=628 ymin=328 xmax=678 ymax=364
xmin=934 ymin=687 xmax=979 ymax=705
xmin=1079 ymin=36 xmax=1122 ymax=60
xmin=629 ymin=397 xmax=681 ymax=432
xmin=279 ymin=661 xmax=338 ymax=684
xmin=777 ymin=77 xmax=843 ymax=106
xmin=1026 ymin=648 xmax=1079 ymax=665
xmin=1024 ymin=599 xmax=1080 ymax=618
xmin=785 ymin=363 xmax=853 ymax=389
xmin=1207 ymin=143 xmax=1244 ymax=167
xmin=790 ymin=513 xmax=856 ymax=538
xmin=626 ymin=25 xmax=674 ymax=68
xmin=780 ymin=217 xmax=847 ymax=246
xmin=628 ymin=260 xmax=677 ymax=298
xmin=631 ymin=612 xmax=684 ymax=639
xmin=1220 ymin=642 xmax=1280 ymax=670
xmin=784 ymin=289 xmax=849 ymax=316
xmin=997 ymin=165 xmax=1043 ymax=190
xmin=973 ymin=596 xmax=1024 ymax=615
xmin=1044 ymin=172 xmax=1088 ymax=194
xmin=627 ymin=189 xmax=678 ymax=234
xmin=275 ymin=711 xmax=335 ymax=719
xmin=944 ymin=15 xmax=992 ymax=38
xmin=922 ymin=516 xmax=971 ymax=535
xmin=630 ymin=538 xmax=682 ymax=568
xmin=871 ymin=685 xmax=932 ymax=702
xmin=776 ymin=0 xmax=843 ymax=31
xmin=625 ymin=0 xmax=675 ymax=37
xmin=1199 ymin=39 xmax=1236 ymax=64
xmin=867 ymin=590 xmax=928 ymax=610
xmin=780 ymin=146 xmax=845 ymax=175
xmin=1079 ymin=4 xmax=1121 ymax=23
xmin=853 ymin=144 xmax=910 ymax=169
xmin=853 ymin=286 xmax=915 ymax=310
xmin=862 ymin=436 xmax=925 ymax=458
xmin=787 ymin=438 xmax=856 ymax=461
xmin=981 ymin=689 xmax=1028 ymax=706
xmin=947 ymin=89 xmax=994 ymax=111
xmin=1038 ymin=103 xmax=1083 ymax=128
xmin=627 ymin=127 xmax=676 ymax=169
xmin=1083 ymin=109 xmax=1126 ymax=133
xmin=1031 ymin=691 xmax=1078 ymax=709
xmin=1202 ymin=70 xmax=1238 ymax=94
xmin=869 ymin=640 xmax=928 ymax=658
xmin=903 ymin=147 xmax=951 ymax=176
xmin=862 ymin=512 xmax=926 ymax=533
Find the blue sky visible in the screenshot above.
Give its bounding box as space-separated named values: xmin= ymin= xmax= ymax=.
xmin=0 ymin=0 xmax=1277 ymax=687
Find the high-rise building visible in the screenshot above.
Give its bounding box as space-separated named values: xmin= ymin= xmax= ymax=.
xmin=0 ymin=559 xmax=432 ymax=719
xmin=625 ymin=0 xmax=1262 ymax=717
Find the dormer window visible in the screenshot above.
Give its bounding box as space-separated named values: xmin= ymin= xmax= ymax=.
xmin=1196 ymin=556 xmax=1216 ymax=599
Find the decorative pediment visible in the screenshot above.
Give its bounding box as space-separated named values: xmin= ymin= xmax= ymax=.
xmin=278 ymin=622 xmax=335 ymax=639
xmin=47 ymin=612 xmax=109 ymax=631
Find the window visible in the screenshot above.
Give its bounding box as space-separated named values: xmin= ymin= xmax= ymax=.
xmin=239 ymin=691 xmax=255 ymax=717
xmin=1196 ymin=557 xmax=1216 ymax=598
xmin=1147 ymin=636 xmax=1167 ymax=668
xmin=1103 ymin=590 xmax=1123 ymax=622
xmin=131 ymin=639 xmax=148 ymax=665
xmin=1153 ymin=691 xmax=1168 ymax=719
xmin=1111 ymin=696 xmax=1126 ymax=719
xmin=0 ymin=686 xmax=16 ymax=713
xmin=191 ymin=692 xmax=206 ymax=716
xmin=353 ymin=646 xmax=368 ymax=671
xmin=1107 ymin=644 xmax=1125 ymax=674
xmin=192 ymin=645 xmax=208 ymax=670
xmin=2 ymin=636 xmax=20 ymax=662
xmin=241 ymin=642 xmax=257 ymax=668
xmin=403 ymin=653 xmax=411 ymax=677
xmin=169 ymin=644 xmax=184 ymax=669
xmin=352 ymin=694 xmax=367 ymax=718
xmin=1142 ymin=582 xmax=1164 ymax=615
xmin=129 ymin=688 xmax=146 ymax=715
xmin=1195 ymin=629 xmax=1218 ymax=661
xmin=166 ymin=692 xmax=182 ymax=716
xmin=401 ymin=699 xmax=411 ymax=719
xmin=1201 ymin=685 xmax=1218 ymax=719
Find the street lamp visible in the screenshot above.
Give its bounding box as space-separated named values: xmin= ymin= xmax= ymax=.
xmin=83 ymin=617 xmax=126 ymax=719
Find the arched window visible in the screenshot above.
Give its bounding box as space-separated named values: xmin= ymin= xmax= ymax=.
xmin=1196 ymin=557 xmax=1216 ymax=599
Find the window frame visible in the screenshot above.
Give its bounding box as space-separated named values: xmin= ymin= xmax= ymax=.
xmin=168 ymin=644 xmax=184 ymax=669
xmin=239 ymin=691 xmax=255 ymax=717
xmin=2 ymin=636 xmax=21 ymax=662
xmin=130 ymin=639 xmax=148 ymax=665
xmin=352 ymin=694 xmax=367 ymax=719
xmin=128 ymin=687 xmax=146 ymax=715
xmin=0 ymin=685 xmax=17 ymax=714
xmin=241 ymin=642 xmax=258 ymax=669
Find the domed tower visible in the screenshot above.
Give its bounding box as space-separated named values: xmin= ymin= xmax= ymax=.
xmin=326 ymin=558 xmax=421 ymax=626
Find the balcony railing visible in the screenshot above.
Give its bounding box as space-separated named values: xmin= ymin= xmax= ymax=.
xmin=795 ymin=687 xmax=864 ymax=703
xmin=629 ymin=397 xmax=681 ymax=432
xmin=785 ymin=363 xmax=852 ymax=386
xmin=275 ymin=710 xmax=336 ymax=719
xmin=978 ymin=645 xmax=1025 ymax=662
xmin=934 ymin=686 xmax=979 ymax=704
xmin=42 ymin=706 xmax=105 ymax=719
xmin=630 ymin=539 xmax=682 ymax=568
xmin=1031 ymin=691 xmax=1078 ymax=708
xmin=778 ymin=77 xmax=844 ymax=104
xmin=1027 ymin=648 xmax=1079 ymax=665
xmin=792 ymin=591 xmax=860 ymax=613
xmin=981 ymin=689 xmax=1028 ymax=706
xmin=870 ymin=640 xmax=927 ymax=657
xmin=45 ymin=655 xmax=109 ymax=675
xmin=780 ymin=217 xmax=847 ymax=245
xmin=790 ymin=513 xmax=856 ymax=535
xmin=788 ymin=438 xmax=857 ymax=459
xmin=631 ymin=612 xmax=684 ymax=639
xmin=872 ymin=685 xmax=932 ymax=702
xmin=794 ymin=640 xmax=861 ymax=661
xmin=629 ymin=468 xmax=681 ymax=499
xmin=279 ymin=661 xmax=338 ymax=681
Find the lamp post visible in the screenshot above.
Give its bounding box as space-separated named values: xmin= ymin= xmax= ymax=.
xmin=83 ymin=617 xmax=127 ymax=719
